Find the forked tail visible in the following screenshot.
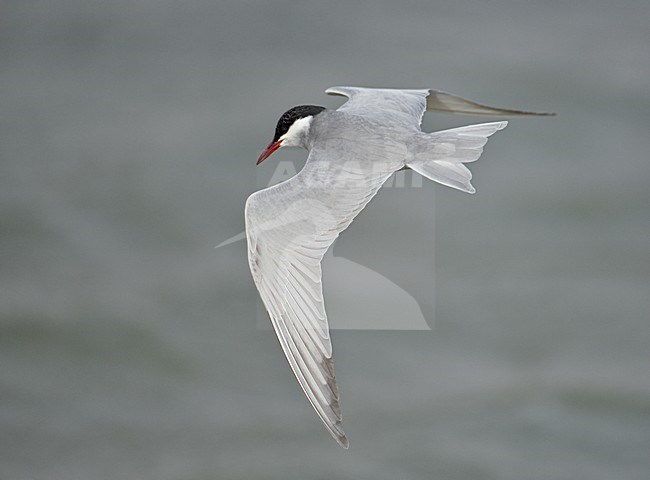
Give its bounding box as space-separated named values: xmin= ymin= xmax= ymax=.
xmin=407 ymin=121 xmax=507 ymax=193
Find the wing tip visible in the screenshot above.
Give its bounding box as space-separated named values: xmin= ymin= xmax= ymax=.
xmin=426 ymin=89 xmax=555 ymax=117
xmin=335 ymin=432 xmax=350 ymax=449
xmin=327 ymin=423 xmax=350 ymax=449
xmin=322 ymin=409 xmax=349 ymax=449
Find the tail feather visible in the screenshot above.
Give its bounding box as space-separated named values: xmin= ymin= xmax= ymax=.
xmin=407 ymin=121 xmax=507 ymax=193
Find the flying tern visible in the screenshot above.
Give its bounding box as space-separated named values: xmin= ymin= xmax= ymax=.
xmin=245 ymin=86 xmax=553 ymax=448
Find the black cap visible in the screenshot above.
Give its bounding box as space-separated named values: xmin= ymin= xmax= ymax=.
xmin=272 ymin=105 xmax=326 ymax=142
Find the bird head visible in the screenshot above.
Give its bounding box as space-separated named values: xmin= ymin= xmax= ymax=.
xmin=257 ymin=105 xmax=326 ymax=164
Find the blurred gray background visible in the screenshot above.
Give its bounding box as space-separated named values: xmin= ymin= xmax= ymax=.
xmin=1 ymin=1 xmax=649 ymax=479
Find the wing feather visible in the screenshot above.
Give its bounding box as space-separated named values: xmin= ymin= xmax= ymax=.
xmin=426 ymin=89 xmax=555 ymax=116
xmin=326 ymin=86 xmax=554 ymax=126
xmin=326 ymin=86 xmax=429 ymax=128
xmin=245 ymin=143 xmax=401 ymax=449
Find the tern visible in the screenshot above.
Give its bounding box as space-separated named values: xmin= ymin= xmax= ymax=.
xmin=246 ymin=86 xmax=552 ymax=448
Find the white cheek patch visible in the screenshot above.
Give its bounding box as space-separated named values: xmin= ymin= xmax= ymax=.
xmin=279 ymin=116 xmax=313 ymax=147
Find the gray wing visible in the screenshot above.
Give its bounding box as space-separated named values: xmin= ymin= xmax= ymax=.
xmin=326 ymin=86 xmax=554 ymax=129
xmin=425 ymin=89 xmax=555 ymax=116
xmin=245 ymin=140 xmax=404 ymax=448
xmin=326 ymin=86 xmax=430 ymax=129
